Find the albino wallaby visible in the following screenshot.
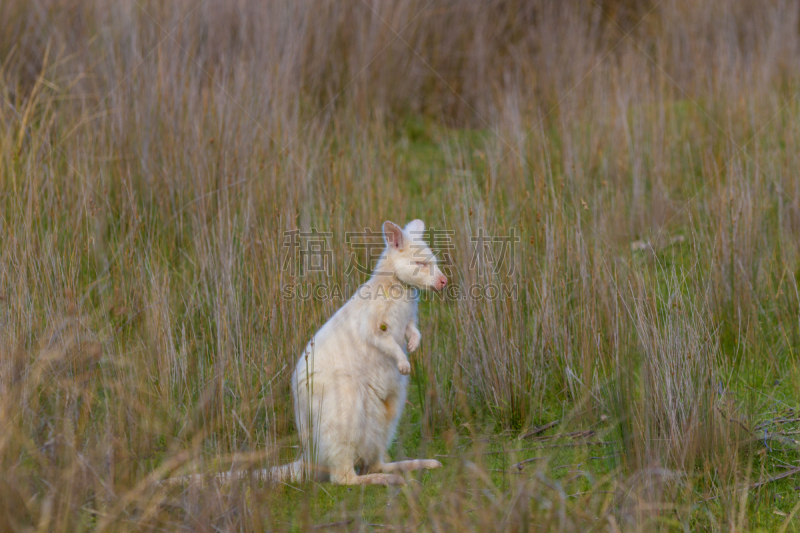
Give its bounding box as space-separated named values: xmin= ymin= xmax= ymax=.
xmin=272 ymin=219 xmax=447 ymax=486
xmin=161 ymin=220 xmax=446 ymax=487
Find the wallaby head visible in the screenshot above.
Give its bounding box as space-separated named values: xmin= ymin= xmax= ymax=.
xmin=380 ymin=219 xmax=448 ymax=291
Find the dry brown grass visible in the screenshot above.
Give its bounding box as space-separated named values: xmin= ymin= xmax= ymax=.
xmin=2 ymin=0 xmax=800 ymax=530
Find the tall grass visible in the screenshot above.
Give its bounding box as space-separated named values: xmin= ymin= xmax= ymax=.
xmin=2 ymin=0 xmax=800 ymax=530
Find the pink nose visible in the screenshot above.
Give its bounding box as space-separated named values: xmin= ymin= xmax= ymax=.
xmin=439 ymin=276 xmax=447 ymax=288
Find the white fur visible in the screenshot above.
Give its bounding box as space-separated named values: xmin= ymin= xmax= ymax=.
xmin=275 ymin=219 xmax=447 ymax=486
xmin=159 ymin=220 xmax=446 ymax=488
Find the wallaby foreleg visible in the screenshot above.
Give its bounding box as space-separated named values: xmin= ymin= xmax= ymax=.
xmin=366 ymin=329 xmax=411 ymax=375
xmin=405 ymin=322 xmax=421 ymax=353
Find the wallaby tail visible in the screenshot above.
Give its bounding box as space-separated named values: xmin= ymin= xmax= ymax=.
xmin=157 ymin=459 xmax=305 ymax=487
xmin=268 ymin=459 xmax=304 ymax=483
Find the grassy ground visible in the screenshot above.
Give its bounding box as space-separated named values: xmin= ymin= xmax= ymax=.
xmin=3 ymin=0 xmax=800 ymax=531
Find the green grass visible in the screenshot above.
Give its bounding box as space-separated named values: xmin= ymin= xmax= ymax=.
xmin=186 ymin=371 xmax=800 ymax=531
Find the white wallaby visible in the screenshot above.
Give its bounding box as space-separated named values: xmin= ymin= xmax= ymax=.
xmin=274 ymin=219 xmax=447 ymax=486
xmin=161 ymin=219 xmax=446 ymax=487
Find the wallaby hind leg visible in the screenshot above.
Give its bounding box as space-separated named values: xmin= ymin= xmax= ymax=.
xmin=330 ymin=466 xmax=405 ymax=486
xmin=377 ymin=459 xmax=442 ymax=474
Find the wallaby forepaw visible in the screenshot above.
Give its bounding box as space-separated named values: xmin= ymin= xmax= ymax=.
xmin=398 ymin=360 xmax=411 ymax=375
xmin=424 ymin=459 xmax=443 ymax=469
xmin=407 ymin=337 xmax=420 ymax=353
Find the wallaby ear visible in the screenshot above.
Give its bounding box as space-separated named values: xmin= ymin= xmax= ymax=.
xmin=383 ymin=221 xmax=405 ymax=250
xmin=405 ymin=219 xmax=425 ymax=235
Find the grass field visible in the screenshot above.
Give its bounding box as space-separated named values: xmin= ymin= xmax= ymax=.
xmin=2 ymin=0 xmax=800 ymax=530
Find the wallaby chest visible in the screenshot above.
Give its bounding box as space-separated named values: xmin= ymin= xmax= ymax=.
xmin=374 ymin=298 xmax=416 ymax=340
